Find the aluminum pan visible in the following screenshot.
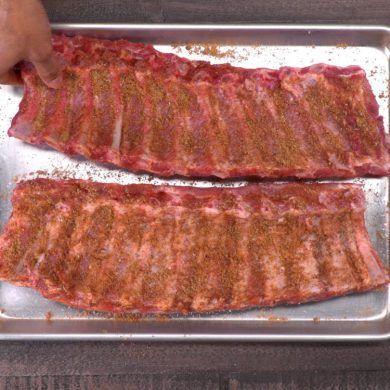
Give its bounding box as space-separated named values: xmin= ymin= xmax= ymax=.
xmin=0 ymin=24 xmax=388 ymax=341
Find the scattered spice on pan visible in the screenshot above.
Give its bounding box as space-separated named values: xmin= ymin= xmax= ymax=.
xmin=257 ymin=309 xmax=270 ymax=319
xmin=113 ymin=313 xmax=144 ymax=322
xmin=171 ymin=42 xmax=263 ymax=62
xmin=267 ymin=315 xmax=288 ymax=322
xmin=376 ymin=229 xmax=385 ymax=243
xmin=369 ymin=68 xmax=378 ymax=77
xmin=189 ymin=44 xmax=235 ymax=58
xmin=336 ymin=42 xmax=348 ymax=49
xmin=313 ymin=316 xmax=320 ymax=323
xmin=358 ymin=306 xmax=374 ymax=317
xmin=172 ymin=42 xmax=230 ymax=57
xmin=45 ymin=311 xmax=53 ymax=322
xmin=156 ymin=314 xmax=169 ymax=322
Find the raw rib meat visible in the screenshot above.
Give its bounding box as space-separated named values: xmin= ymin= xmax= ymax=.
xmin=0 ymin=179 xmax=388 ymax=314
xmin=8 ymin=35 xmax=390 ymax=179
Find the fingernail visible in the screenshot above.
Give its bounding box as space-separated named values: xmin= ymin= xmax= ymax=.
xmin=47 ymin=74 xmax=63 ymax=89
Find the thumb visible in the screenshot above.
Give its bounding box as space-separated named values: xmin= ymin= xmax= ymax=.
xmin=0 ymin=69 xmax=23 ymax=86
xmin=0 ymin=50 xmax=23 ymax=85
xmin=29 ymin=46 xmax=62 ymax=89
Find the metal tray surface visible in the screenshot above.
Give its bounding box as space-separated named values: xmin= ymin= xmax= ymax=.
xmin=0 ymin=24 xmax=388 ymax=341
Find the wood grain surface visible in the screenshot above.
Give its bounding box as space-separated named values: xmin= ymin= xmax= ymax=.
xmin=42 ymin=0 xmax=390 ymax=24
xmin=2 ymin=370 xmax=390 ymax=389
xmin=2 ymin=1 xmax=390 ymax=389
xmin=1 ymin=341 xmax=389 ymax=388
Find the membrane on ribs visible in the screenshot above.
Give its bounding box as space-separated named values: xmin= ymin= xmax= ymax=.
xmin=8 ymin=35 xmax=390 ymax=179
xmin=0 ymin=179 xmax=388 ymax=314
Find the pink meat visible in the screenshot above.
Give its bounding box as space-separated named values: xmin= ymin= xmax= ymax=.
xmin=8 ymin=35 xmax=390 ymax=179
xmin=0 ymin=179 xmax=388 ymax=314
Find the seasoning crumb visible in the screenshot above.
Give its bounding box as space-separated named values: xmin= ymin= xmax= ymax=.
xmin=171 ymin=42 xmax=183 ymax=53
xmin=171 ymin=42 xmax=262 ymax=62
xmin=183 ymin=43 xmax=235 ymax=59
xmin=267 ymin=315 xmax=288 ymax=322
xmin=45 ymin=311 xmax=53 ymax=321
xmin=156 ymin=314 xmax=169 ymax=322
xmin=336 ymin=42 xmax=348 ymax=49
xmin=369 ymin=68 xmax=378 ymax=77
xmin=376 ymin=229 xmax=385 ymax=242
xmin=313 ymin=316 xmax=320 ymax=323
xmin=257 ymin=308 xmax=270 ymax=318
xmin=113 ymin=312 xmax=144 ymax=322
xmin=0 ymin=308 xmax=5 ymax=314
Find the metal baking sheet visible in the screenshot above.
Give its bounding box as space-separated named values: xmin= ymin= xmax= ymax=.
xmin=0 ymin=24 xmax=388 ymax=341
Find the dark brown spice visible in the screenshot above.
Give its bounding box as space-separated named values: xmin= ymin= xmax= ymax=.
xmin=146 ymin=75 xmax=175 ymax=160
xmin=45 ymin=311 xmax=53 ymax=321
xmin=90 ymin=68 xmax=115 ymax=146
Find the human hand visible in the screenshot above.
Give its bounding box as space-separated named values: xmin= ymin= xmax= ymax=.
xmin=0 ymin=0 xmax=62 ymax=88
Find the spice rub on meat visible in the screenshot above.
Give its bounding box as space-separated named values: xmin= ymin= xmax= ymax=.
xmin=8 ymin=35 xmax=390 ymax=179
xmin=0 ymin=179 xmax=388 ymax=314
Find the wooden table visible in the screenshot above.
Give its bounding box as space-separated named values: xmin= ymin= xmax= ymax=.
xmin=2 ymin=1 xmax=389 ymax=388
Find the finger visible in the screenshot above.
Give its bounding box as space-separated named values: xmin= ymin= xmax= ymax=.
xmin=0 ymin=69 xmax=22 ymax=85
xmin=29 ymin=46 xmax=62 ymax=89
xmin=0 ymin=49 xmax=21 ymax=82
